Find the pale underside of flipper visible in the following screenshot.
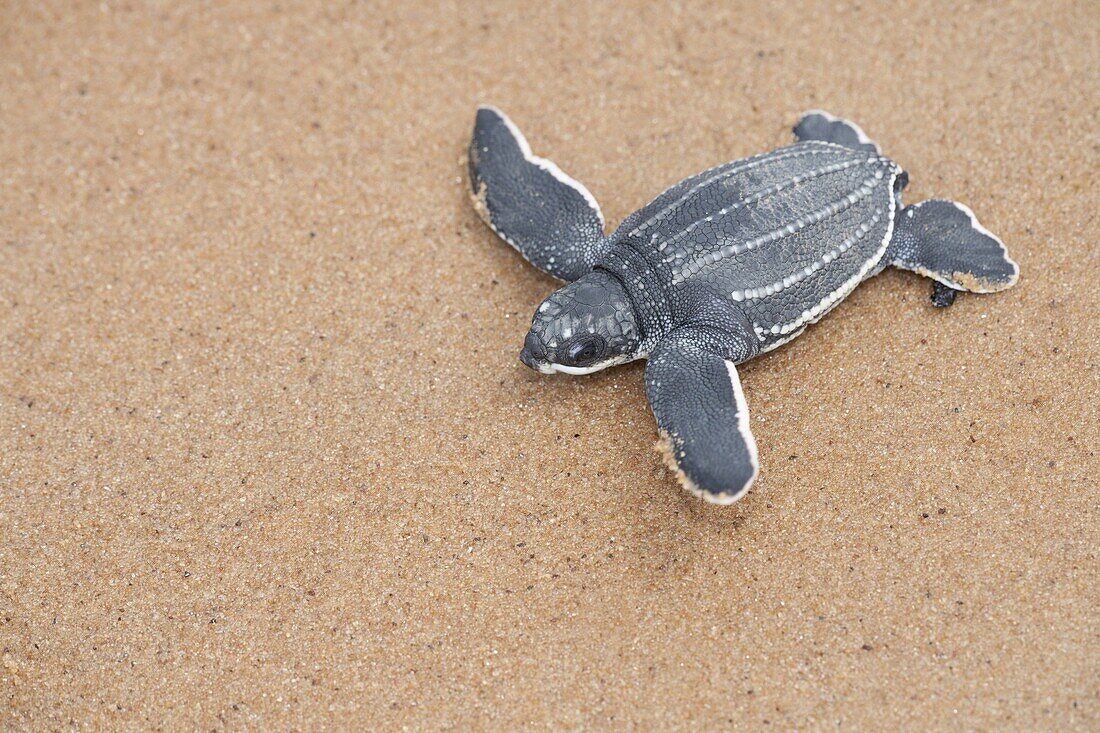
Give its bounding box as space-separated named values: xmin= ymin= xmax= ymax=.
xmin=645 ymin=328 xmax=759 ymax=505
xmin=468 ymin=106 xmax=609 ymax=282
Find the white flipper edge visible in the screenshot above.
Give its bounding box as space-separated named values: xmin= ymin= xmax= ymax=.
xmin=477 ymin=105 xmax=604 ymax=226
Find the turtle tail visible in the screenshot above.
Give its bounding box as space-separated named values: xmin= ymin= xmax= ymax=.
xmin=889 ymin=200 xmax=1019 ymax=304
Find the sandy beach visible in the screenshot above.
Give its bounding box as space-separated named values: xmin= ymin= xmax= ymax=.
xmin=2 ymin=1 xmax=1097 ymax=729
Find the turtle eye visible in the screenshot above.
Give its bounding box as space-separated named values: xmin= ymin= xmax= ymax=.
xmin=565 ymin=335 xmax=606 ymax=366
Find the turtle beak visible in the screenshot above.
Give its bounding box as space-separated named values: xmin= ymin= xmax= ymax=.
xmin=519 ymin=332 xmax=546 ymax=371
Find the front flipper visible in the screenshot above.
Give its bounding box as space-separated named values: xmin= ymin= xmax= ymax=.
xmin=793 ymin=110 xmax=882 ymax=155
xmin=645 ymin=328 xmax=759 ymax=505
xmin=468 ymin=106 xmax=608 ymax=282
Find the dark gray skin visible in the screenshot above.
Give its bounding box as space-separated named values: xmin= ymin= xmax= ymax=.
xmin=468 ymin=107 xmax=1019 ymax=504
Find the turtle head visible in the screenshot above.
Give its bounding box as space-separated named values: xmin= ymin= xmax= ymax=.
xmin=519 ymin=270 xmax=641 ymax=375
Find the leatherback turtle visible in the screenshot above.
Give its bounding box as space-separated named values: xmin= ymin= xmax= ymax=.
xmin=467 ymin=107 xmax=1019 ymax=504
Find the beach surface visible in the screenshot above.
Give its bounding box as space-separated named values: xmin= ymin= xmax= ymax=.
xmin=2 ymin=1 xmax=1097 ymax=729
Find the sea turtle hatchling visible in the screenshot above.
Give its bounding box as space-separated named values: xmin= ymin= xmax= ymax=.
xmin=467 ymin=107 xmax=1019 ymax=504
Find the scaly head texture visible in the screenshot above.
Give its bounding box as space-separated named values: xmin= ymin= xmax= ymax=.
xmin=520 ymin=270 xmax=641 ymax=375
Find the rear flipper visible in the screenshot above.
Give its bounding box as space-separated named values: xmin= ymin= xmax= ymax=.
xmin=793 ymin=110 xmax=882 ymax=155
xmin=890 ymin=200 xmax=1019 ymax=305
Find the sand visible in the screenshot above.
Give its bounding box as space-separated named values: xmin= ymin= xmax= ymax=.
xmin=1 ymin=0 xmax=1097 ymax=729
